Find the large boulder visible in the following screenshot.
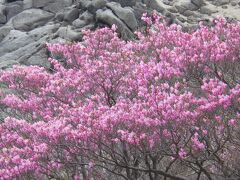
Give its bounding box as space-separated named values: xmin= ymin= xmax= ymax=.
xmin=0 ymin=30 xmax=31 ymax=56
xmin=0 ymin=24 xmax=59 ymax=68
xmin=12 ymin=9 xmax=54 ymax=31
xmin=96 ymin=9 xmax=134 ymax=40
xmin=106 ymin=2 xmax=138 ymax=31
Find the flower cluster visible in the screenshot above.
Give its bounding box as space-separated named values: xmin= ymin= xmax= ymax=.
xmin=0 ymin=15 xmax=239 ymax=179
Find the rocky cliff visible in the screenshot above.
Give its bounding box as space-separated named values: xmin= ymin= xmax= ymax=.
xmin=0 ymin=0 xmax=239 ymax=69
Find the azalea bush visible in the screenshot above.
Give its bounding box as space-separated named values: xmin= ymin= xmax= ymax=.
xmin=0 ymin=14 xmax=240 ymax=180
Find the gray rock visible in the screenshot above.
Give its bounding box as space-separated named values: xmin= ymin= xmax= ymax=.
xmin=231 ymin=1 xmax=237 ymax=6
xmin=175 ymin=5 xmax=185 ymax=14
xmin=23 ymin=0 xmax=53 ymax=9
xmin=214 ymin=0 xmax=230 ymax=6
xmin=106 ymin=2 xmax=138 ymax=30
xmin=0 ymin=24 xmax=58 ymax=68
xmin=0 ymin=13 xmax=6 ymax=24
xmin=23 ymin=0 xmax=33 ymax=9
xmin=32 ymin=0 xmax=54 ymax=8
xmin=143 ymin=0 xmax=166 ymax=13
xmin=56 ymin=26 xmax=82 ymax=41
xmin=0 ymin=25 xmax=12 ymax=41
xmin=79 ymin=11 xmax=94 ymax=23
xmin=43 ymin=2 xmax=64 ymax=13
xmin=181 ymin=1 xmax=199 ymax=10
xmin=63 ymin=8 xmax=79 ymax=22
xmin=0 ymin=60 xmax=19 ymax=69
xmin=55 ymin=11 xmax=64 ymax=21
xmin=87 ymin=0 xmax=107 ymax=14
xmin=0 ymin=4 xmax=6 ymax=13
xmin=168 ymin=7 xmax=178 ymax=13
xmin=24 ymin=47 xmax=51 ymax=68
xmin=78 ymin=0 xmax=91 ymax=9
xmin=0 ymin=4 xmax=6 ymax=24
xmin=72 ymin=19 xmax=87 ymax=28
xmin=0 ymin=30 xmax=31 ymax=56
xmin=163 ymin=0 xmax=171 ymax=5
xmin=12 ymin=9 xmax=54 ymax=31
xmin=200 ymin=6 xmax=218 ymax=14
xmin=111 ymin=0 xmax=136 ymax=7
xmin=177 ymin=16 xmax=186 ymax=23
xmin=24 ymin=0 xmax=72 ymax=10
xmin=96 ymin=9 xmax=134 ymax=40
xmin=5 ymin=3 xmax=23 ymax=20
xmin=39 ymin=0 xmax=72 ymax=13
xmin=28 ymin=23 xmax=60 ymax=38
xmin=191 ymin=0 xmax=204 ymax=7
xmin=222 ymin=5 xmax=228 ymax=8
xmin=175 ymin=0 xmax=198 ymax=14
xmin=183 ymin=10 xmax=195 ymax=16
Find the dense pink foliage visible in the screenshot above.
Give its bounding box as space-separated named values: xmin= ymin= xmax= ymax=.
xmin=0 ymin=14 xmax=240 ymax=179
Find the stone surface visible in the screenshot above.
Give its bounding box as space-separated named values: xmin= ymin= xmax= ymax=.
xmin=24 ymin=47 xmax=51 ymax=68
xmin=183 ymin=10 xmax=195 ymax=16
xmin=96 ymin=9 xmax=134 ymax=40
xmin=200 ymin=6 xmax=217 ymax=14
xmin=177 ymin=0 xmax=199 ymax=12
xmin=0 ymin=4 xmax=6 ymax=23
xmin=106 ymin=2 xmax=138 ymax=30
xmin=79 ymin=11 xmax=94 ymax=23
xmin=56 ymin=26 xmax=82 ymax=41
xmin=0 ymin=24 xmax=59 ymax=68
xmin=63 ymin=8 xmax=79 ymax=22
xmin=32 ymin=0 xmax=54 ymax=8
xmin=191 ymin=0 xmax=204 ymax=7
xmin=23 ymin=0 xmax=33 ymax=9
xmin=5 ymin=3 xmax=23 ymax=20
xmin=0 ymin=13 xmax=6 ymax=24
xmin=87 ymin=0 xmax=107 ymax=14
xmin=78 ymin=0 xmax=91 ymax=10
xmin=12 ymin=9 xmax=54 ymax=31
xmin=72 ymin=19 xmax=86 ymax=28
xmin=111 ymin=0 xmax=136 ymax=7
xmin=214 ymin=0 xmax=230 ymax=6
xmin=0 ymin=59 xmax=18 ymax=69
xmin=143 ymin=0 xmax=166 ymax=13
xmin=0 ymin=25 xmax=12 ymax=41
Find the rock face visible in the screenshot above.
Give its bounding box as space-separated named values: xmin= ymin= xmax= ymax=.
xmin=0 ymin=0 xmax=239 ymax=69
xmin=106 ymin=2 xmax=138 ymax=30
xmin=12 ymin=9 xmax=54 ymax=31
xmin=96 ymin=9 xmax=134 ymax=39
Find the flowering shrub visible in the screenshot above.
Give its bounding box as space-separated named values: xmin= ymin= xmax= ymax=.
xmin=0 ymin=14 xmax=240 ymax=179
